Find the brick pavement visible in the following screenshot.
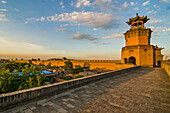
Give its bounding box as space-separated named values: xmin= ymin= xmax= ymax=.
xmin=2 ymin=67 xmax=170 ymax=113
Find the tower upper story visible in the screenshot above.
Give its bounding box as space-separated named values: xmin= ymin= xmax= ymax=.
xmin=124 ymin=13 xmax=152 ymax=46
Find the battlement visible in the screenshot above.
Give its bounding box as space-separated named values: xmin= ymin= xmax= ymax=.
xmin=10 ymin=59 xmax=121 ymax=70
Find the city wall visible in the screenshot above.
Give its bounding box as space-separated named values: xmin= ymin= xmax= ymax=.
xmin=0 ymin=66 xmax=140 ymax=108
xmin=10 ymin=59 xmax=134 ymax=70
xmin=161 ymin=61 xmax=170 ymax=76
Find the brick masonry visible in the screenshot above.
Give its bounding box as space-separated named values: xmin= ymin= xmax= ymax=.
xmin=162 ymin=61 xmax=170 ymax=76
xmin=1 ymin=67 xmax=170 ymax=113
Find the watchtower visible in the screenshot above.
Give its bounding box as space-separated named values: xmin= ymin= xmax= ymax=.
xmin=121 ymin=13 xmax=164 ymax=67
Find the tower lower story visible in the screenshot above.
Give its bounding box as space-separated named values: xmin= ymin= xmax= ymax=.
xmin=121 ymin=45 xmax=155 ymax=67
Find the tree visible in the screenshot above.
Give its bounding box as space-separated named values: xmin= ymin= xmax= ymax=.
xmin=64 ymin=60 xmax=73 ymax=69
xmin=0 ymin=62 xmax=49 ymax=94
xmin=31 ymin=58 xmax=37 ymax=61
xmin=0 ymin=68 xmax=19 ymax=93
xmin=75 ymin=74 xmax=85 ymax=79
xmin=63 ymin=76 xmax=72 ymax=80
xmin=46 ymin=62 xmax=51 ymax=68
xmin=36 ymin=75 xmax=49 ymax=86
xmin=36 ymin=75 xmax=41 ymax=86
xmin=74 ymin=65 xmax=83 ymax=74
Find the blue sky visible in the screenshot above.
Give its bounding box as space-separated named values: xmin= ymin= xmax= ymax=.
xmin=0 ymin=0 xmax=169 ymax=60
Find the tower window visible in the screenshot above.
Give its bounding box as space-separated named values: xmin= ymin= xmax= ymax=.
xmin=139 ymin=22 xmax=142 ymax=27
xmin=134 ymin=23 xmax=137 ymax=27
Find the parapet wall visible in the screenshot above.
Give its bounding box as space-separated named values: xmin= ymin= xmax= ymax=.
xmin=0 ymin=66 xmax=140 ymax=108
xmin=161 ymin=61 xmax=170 ymax=76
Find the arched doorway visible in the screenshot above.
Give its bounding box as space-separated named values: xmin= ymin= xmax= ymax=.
xmin=157 ymin=61 xmax=161 ymax=67
xmin=129 ymin=57 xmax=136 ymax=65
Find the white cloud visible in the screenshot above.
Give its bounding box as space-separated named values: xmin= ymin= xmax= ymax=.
xmin=1 ymin=0 xmax=6 ymax=4
xmin=91 ymin=41 xmax=98 ymax=44
xmin=134 ymin=7 xmax=139 ymax=11
xmin=25 ymin=17 xmax=45 ymax=23
xmin=56 ymin=28 xmax=67 ymax=32
xmin=24 ymin=18 xmax=34 ymax=24
xmin=24 ymin=21 xmax=28 ymax=24
xmin=0 ymin=14 xmax=5 ymax=17
xmin=154 ymin=11 xmax=157 ymax=14
xmin=27 ymin=17 xmax=35 ymax=21
xmin=121 ymin=2 xmax=128 ymax=10
xmin=0 ymin=14 xmax=8 ymax=22
xmin=154 ymin=5 xmax=160 ymax=8
xmin=14 ymin=8 xmax=19 ymax=12
xmin=150 ymin=26 xmax=158 ymax=33
xmin=154 ymin=34 xmax=169 ymax=36
xmin=25 ymin=11 xmax=118 ymax=29
xmin=0 ymin=9 xmax=7 ymax=11
xmin=93 ymin=0 xmax=113 ymax=11
xmin=69 ymin=32 xmax=97 ymax=41
xmin=62 ymin=24 xmax=69 ymax=27
xmin=147 ymin=18 xmax=163 ymax=24
xmin=0 ymin=18 xmax=8 ymax=21
xmin=40 ymin=17 xmax=45 ymax=21
xmin=130 ymin=2 xmax=134 ymax=6
xmin=70 ymin=32 xmax=124 ymax=44
xmin=143 ymin=1 xmax=149 ymax=6
xmin=101 ymin=33 xmax=123 ymax=39
xmin=62 ymin=5 xmax=65 ymax=8
xmin=0 ymin=38 xmax=44 ymax=50
xmin=46 ymin=11 xmax=118 ymax=29
xmin=160 ymin=0 xmax=168 ymax=3
xmin=150 ymin=26 xmax=170 ymax=33
xmin=60 ymin=1 xmax=63 ymax=5
xmin=76 ymin=0 xmax=91 ymax=8
xmin=93 ymin=28 xmax=97 ymax=30
xmin=36 ymin=17 xmax=45 ymax=21
xmin=93 ymin=0 xmax=106 ymax=5
xmin=23 ymin=42 xmax=44 ymax=50
xmin=162 ymin=28 xmax=170 ymax=32
xmin=123 ymin=2 xmax=128 ymax=8
xmin=101 ymin=42 xmax=110 ymax=44
xmin=147 ymin=10 xmax=153 ymax=14
xmin=71 ymin=1 xmax=74 ymax=6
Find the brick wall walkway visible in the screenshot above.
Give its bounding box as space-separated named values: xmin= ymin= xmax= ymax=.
xmin=2 ymin=67 xmax=170 ymax=113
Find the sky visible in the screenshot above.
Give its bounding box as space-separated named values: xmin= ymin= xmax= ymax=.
xmin=0 ymin=0 xmax=170 ymax=60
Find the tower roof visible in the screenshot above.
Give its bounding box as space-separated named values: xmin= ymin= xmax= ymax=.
xmin=155 ymin=45 xmax=164 ymax=50
xmin=126 ymin=13 xmax=149 ymax=25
